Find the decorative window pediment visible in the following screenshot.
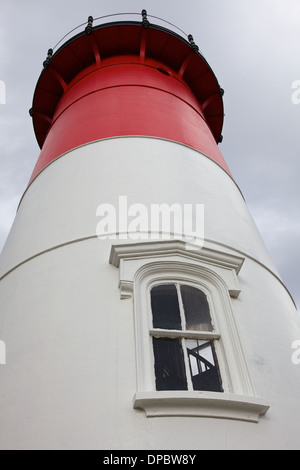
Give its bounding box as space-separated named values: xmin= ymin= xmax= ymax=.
xmin=109 ymin=239 xmax=244 ymax=300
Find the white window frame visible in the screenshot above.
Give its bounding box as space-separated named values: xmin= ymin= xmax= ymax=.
xmin=109 ymin=240 xmax=270 ymax=422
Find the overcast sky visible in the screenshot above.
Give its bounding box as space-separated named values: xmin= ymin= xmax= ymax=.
xmin=0 ymin=0 xmax=299 ymax=307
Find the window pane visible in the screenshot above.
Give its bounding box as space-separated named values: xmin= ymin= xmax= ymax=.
xmin=153 ymin=337 xmax=188 ymax=391
xmin=186 ymin=339 xmax=223 ymax=392
xmin=180 ymin=285 xmax=213 ymax=331
xmin=151 ymin=284 xmax=182 ymax=330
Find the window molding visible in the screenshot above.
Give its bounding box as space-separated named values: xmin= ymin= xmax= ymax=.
xmin=149 ymin=328 xmax=220 ymax=341
xmin=109 ymin=240 xmax=270 ymax=422
xmin=109 ymin=240 xmax=244 ymax=299
xmin=133 ymin=391 xmax=269 ymax=423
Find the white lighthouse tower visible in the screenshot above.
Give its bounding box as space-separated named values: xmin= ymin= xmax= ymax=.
xmin=0 ymin=11 xmax=300 ymax=450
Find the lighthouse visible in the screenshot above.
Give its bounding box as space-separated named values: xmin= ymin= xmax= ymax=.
xmin=0 ymin=11 xmax=299 ymax=450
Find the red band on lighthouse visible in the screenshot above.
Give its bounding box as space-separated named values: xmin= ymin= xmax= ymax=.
xmin=30 ymin=23 xmax=228 ymax=184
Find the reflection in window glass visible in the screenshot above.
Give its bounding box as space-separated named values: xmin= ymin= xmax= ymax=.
xmin=151 ymin=284 xmax=181 ymax=330
xmin=153 ymin=337 xmax=188 ymax=391
xmin=180 ymin=285 xmax=213 ymax=331
xmin=186 ymin=339 xmax=223 ymax=392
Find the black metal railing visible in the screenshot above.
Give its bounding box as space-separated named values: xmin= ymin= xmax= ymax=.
xmin=43 ymin=10 xmax=200 ymax=67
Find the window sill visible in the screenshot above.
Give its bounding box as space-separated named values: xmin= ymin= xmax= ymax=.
xmin=133 ymin=391 xmax=269 ymax=423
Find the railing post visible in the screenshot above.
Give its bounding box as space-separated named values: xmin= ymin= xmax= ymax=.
xmin=85 ymin=16 xmax=94 ymax=35
xmin=141 ymin=9 xmax=150 ymax=28
xmin=43 ymin=48 xmax=53 ymax=69
xmin=188 ymin=34 xmax=199 ymax=53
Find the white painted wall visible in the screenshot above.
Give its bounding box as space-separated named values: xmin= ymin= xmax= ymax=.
xmin=0 ymin=137 xmax=280 ymax=276
xmin=0 ymin=137 xmax=299 ymax=449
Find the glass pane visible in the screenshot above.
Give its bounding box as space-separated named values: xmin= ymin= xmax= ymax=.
xmin=153 ymin=337 xmax=188 ymax=391
xmin=151 ymin=284 xmax=182 ymax=330
xmin=180 ymin=285 xmax=213 ymax=331
xmin=186 ymin=339 xmax=223 ymax=392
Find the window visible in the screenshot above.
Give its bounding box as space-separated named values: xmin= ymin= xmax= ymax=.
xmin=150 ymin=283 xmax=223 ymax=393
xmin=109 ymin=240 xmax=270 ymax=422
